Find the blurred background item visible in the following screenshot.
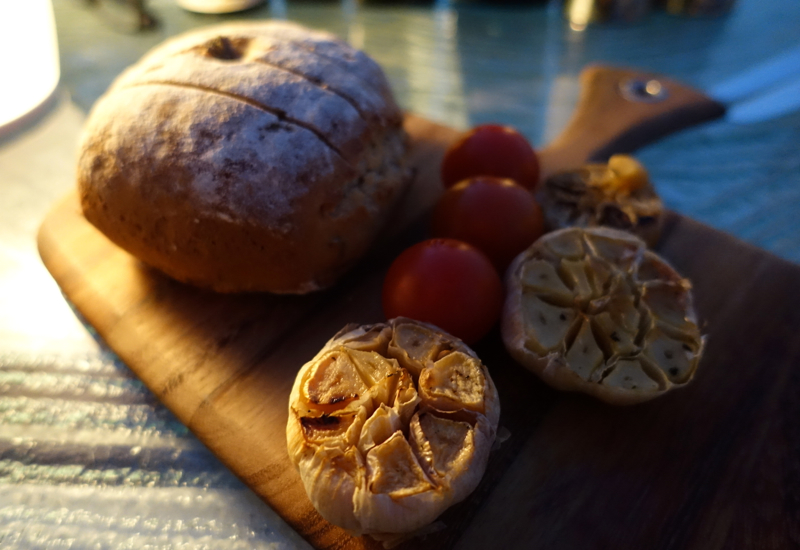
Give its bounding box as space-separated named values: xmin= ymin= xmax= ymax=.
xmin=0 ymin=0 xmax=60 ymax=138
xmin=84 ymin=0 xmax=158 ymax=33
xmin=176 ymin=0 xmax=265 ymax=13
xmin=564 ymin=0 xmax=652 ymax=29
xmin=660 ymin=0 xmax=736 ymax=16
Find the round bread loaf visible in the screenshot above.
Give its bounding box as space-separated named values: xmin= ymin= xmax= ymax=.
xmin=78 ymin=21 xmax=410 ymax=293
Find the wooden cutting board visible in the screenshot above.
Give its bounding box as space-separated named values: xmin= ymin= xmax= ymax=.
xmin=38 ymin=67 xmax=800 ymax=549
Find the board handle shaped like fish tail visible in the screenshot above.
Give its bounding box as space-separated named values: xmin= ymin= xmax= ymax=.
xmin=539 ymin=65 xmax=726 ymax=179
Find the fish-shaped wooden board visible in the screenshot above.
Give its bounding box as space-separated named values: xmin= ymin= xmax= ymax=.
xmin=38 ymin=67 xmax=800 ymax=550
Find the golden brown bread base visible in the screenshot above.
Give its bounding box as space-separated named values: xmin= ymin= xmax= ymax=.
xmin=78 ymin=21 xmax=410 ymax=293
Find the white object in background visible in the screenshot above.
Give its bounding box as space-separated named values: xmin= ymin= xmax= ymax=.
xmin=0 ymin=0 xmax=60 ymax=137
xmin=176 ymin=0 xmax=265 ymax=13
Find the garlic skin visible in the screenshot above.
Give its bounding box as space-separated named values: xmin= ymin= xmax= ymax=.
xmin=286 ymin=318 xmax=500 ymax=539
xmin=537 ymin=155 xmax=664 ymax=248
xmin=502 ymin=227 xmax=704 ymax=405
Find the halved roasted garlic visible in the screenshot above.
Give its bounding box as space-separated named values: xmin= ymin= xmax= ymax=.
xmin=502 ymin=227 xmax=704 ymax=405
xmin=287 ymin=318 xmax=500 ymax=542
xmin=537 ymin=155 xmax=664 ymax=247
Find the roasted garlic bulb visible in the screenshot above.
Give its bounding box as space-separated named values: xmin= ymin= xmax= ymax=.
xmin=286 ymin=318 xmax=500 ymax=542
xmin=538 ymin=155 xmax=664 ymax=247
xmin=502 ymin=227 xmax=704 ymax=405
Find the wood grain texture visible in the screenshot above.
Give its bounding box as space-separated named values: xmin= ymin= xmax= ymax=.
xmin=38 ymin=76 xmax=800 ymax=549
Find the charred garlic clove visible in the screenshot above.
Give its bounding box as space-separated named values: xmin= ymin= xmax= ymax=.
xmin=502 ymin=226 xmax=704 ymax=405
xmin=537 ymin=154 xmax=664 ymax=247
xmin=287 ymin=317 xmax=500 ymax=542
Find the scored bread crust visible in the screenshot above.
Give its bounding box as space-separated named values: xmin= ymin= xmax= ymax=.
xmin=78 ymin=21 xmax=410 ymax=293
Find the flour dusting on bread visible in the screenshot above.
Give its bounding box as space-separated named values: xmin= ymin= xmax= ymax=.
xmin=78 ymin=21 xmax=410 ymax=294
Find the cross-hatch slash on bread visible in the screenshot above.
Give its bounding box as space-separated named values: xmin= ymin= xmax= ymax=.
xmin=286 ymin=318 xmax=500 ymax=543
xmin=78 ymin=21 xmax=411 ymax=294
xmin=502 ymin=226 xmax=704 ymax=405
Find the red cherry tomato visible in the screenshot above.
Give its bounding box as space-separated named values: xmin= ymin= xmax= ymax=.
xmin=382 ymin=239 xmax=504 ymax=345
xmin=431 ymin=176 xmax=545 ymax=272
xmin=441 ymin=124 xmax=541 ymax=191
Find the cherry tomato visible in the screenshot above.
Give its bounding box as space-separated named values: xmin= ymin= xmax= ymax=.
xmin=382 ymin=239 xmax=504 ymax=345
xmin=441 ymin=124 xmax=541 ymax=191
xmin=431 ymin=176 xmax=545 ymax=272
